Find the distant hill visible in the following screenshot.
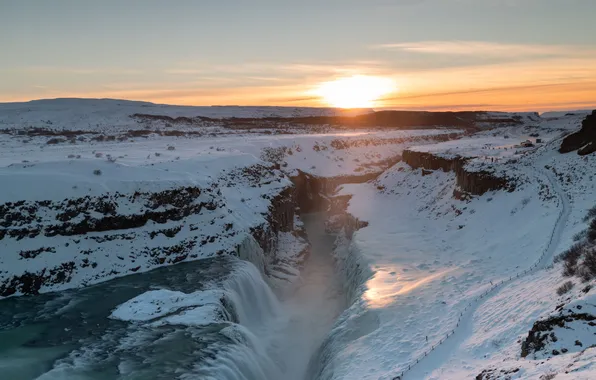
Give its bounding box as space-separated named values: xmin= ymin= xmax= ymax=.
xmin=0 ymin=98 xmax=541 ymax=131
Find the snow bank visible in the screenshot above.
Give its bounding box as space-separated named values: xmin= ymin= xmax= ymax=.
xmin=0 ymin=98 xmax=373 ymax=131
xmin=110 ymin=289 xmax=227 ymax=326
xmin=314 ymin=117 xmax=596 ymax=379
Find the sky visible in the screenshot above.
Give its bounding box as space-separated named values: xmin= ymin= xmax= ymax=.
xmin=1 ymin=0 xmax=596 ymax=111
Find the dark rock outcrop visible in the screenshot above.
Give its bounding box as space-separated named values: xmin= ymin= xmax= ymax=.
xmin=475 ymin=367 xmax=520 ymax=380
xmin=0 ymin=186 xmax=220 ymax=297
xmin=0 ymin=187 xmax=212 ymax=240
xmin=250 ymin=187 xmax=297 ymax=263
xmin=0 ymin=262 xmax=76 ymax=297
xmin=325 ymin=194 xmax=369 ymax=237
xmin=131 ymin=113 xmax=214 ymax=124
xmin=559 ymin=110 xmax=596 ymax=155
xmin=402 ymin=149 xmax=512 ymax=196
xmin=253 ymin=111 xmax=536 ymax=130
xmin=520 ymin=312 xmax=595 ymax=357
xmin=290 ymin=170 xmax=385 ymax=212
xmin=1 ymin=160 xmax=310 ymax=298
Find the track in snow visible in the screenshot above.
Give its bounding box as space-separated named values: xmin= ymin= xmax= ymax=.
xmin=401 ymin=165 xmax=571 ymax=380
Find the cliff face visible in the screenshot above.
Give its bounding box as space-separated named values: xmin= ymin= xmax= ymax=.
xmin=290 ymin=170 xmax=386 ymax=212
xmin=0 ymin=187 xmax=220 ymax=297
xmin=325 ymin=194 xmax=369 ymax=238
xmin=258 ymin=110 xmax=538 ymax=130
xmin=559 ymin=110 xmax=596 ymax=155
xmin=0 ymin=165 xmax=302 ymax=298
xmin=402 ymin=149 xmax=512 ymax=197
xmin=250 ymin=187 xmax=297 ymax=265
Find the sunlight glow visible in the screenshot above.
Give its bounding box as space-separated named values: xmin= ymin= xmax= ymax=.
xmin=314 ymin=75 xmax=396 ymax=108
xmin=364 ymin=267 xmax=456 ymax=309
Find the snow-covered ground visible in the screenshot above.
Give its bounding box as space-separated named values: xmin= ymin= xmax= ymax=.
xmin=0 ymin=128 xmax=460 ymax=178
xmin=0 ymin=99 xmax=460 ymax=298
xmin=317 ymin=112 xmax=596 ymax=379
xmin=0 ymin=98 xmax=372 ymax=130
xmin=1 ymin=99 xmax=594 ymax=380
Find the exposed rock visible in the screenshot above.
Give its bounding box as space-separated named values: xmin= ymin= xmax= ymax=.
xmin=250 ymin=187 xmax=297 ymax=262
xmin=258 ymin=110 xmax=535 ymax=130
xmin=19 ymin=247 xmax=56 ymax=259
xmin=325 ymin=194 xmax=369 ymax=237
xmin=559 ymin=110 xmax=596 ymax=155
xmin=0 ymin=262 xmax=76 ymax=297
xmin=521 ymin=312 xmax=596 ymax=357
xmin=0 ymin=187 xmax=211 ymax=240
xmin=131 ymin=113 xmax=213 ymax=124
xmin=290 ymin=170 xmax=384 ymax=212
xmin=402 ymin=149 xmax=513 ymax=196
xmin=475 ymin=367 xmax=520 ymax=380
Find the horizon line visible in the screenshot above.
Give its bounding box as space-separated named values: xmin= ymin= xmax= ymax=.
xmin=1 ymin=96 xmax=595 ymax=115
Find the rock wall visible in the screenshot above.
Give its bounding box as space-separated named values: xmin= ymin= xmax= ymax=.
xmin=559 ymin=110 xmax=596 ymax=155
xmin=262 ymin=110 xmax=538 ymax=130
xmin=325 ymin=195 xmax=369 ymax=238
xmin=0 ymin=186 xmax=227 ymax=297
xmin=290 ymin=170 xmax=385 ymax=212
xmin=0 ymin=166 xmax=303 ymax=298
xmin=402 ymin=149 xmax=512 ymax=197
xmin=249 ymin=187 xmax=298 ymax=266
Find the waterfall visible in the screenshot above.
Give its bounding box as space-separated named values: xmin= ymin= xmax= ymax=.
xmin=236 ymin=234 xmax=268 ymax=276
xmin=198 ymin=324 xmax=284 ymax=380
xmin=222 ymin=260 xmax=281 ymax=331
xmin=198 ymin=252 xmax=286 ymax=380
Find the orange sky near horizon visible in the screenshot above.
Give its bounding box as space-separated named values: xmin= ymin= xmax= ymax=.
xmin=5 ymin=57 xmax=594 ymax=113
xmin=3 ymin=1 xmax=596 ymax=113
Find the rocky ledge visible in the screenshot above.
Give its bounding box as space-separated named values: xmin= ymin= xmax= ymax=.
xmin=0 ymin=164 xmax=306 ymax=298
xmin=402 ymin=149 xmax=513 ymax=197
xmin=559 ymin=110 xmax=596 ymax=155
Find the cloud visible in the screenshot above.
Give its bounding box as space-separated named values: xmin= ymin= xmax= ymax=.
xmin=15 ymin=66 xmax=144 ymax=75
xmin=373 ymin=40 xmax=594 ymax=58
xmin=3 ymin=51 xmax=595 ymax=112
xmin=167 ymin=60 xmax=392 ymax=79
xmin=164 ymin=69 xmax=205 ymax=75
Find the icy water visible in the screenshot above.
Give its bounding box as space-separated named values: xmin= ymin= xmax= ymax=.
xmin=0 ymin=213 xmax=346 ymax=380
xmin=276 ymin=213 xmax=348 ymax=380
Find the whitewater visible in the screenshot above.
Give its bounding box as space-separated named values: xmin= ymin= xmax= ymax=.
xmin=0 ymin=213 xmax=346 ymax=380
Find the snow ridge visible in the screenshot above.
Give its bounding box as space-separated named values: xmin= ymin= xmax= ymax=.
xmin=400 ymin=164 xmax=570 ymax=379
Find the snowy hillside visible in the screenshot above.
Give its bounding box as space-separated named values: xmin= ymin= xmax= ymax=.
xmin=0 ymin=98 xmax=373 ymax=131
xmin=0 ymin=100 xmax=462 ymax=297
xmin=1 ymin=99 xmax=594 ymax=380
xmin=315 ymin=111 xmax=596 ymax=380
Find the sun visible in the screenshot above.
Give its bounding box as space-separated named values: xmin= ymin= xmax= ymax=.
xmin=314 ymin=75 xmax=395 ymax=108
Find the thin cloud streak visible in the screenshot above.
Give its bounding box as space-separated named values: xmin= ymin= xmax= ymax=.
xmin=2 ymin=48 xmax=596 ymax=112
xmin=373 ymin=40 xmax=596 ymax=58
xmin=11 ymin=66 xmax=145 ymax=75
xmin=380 ymin=82 xmax=596 ymax=102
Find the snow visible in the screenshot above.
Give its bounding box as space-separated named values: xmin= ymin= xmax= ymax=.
xmin=0 ymin=151 xmax=295 ymax=295
xmin=1 ymin=99 xmax=595 ymax=379
xmin=475 ymin=111 xmax=541 ymax=128
xmin=316 ymin=115 xmax=596 ymax=380
xmin=0 ymin=101 xmax=461 ymax=297
xmin=0 ymin=129 xmax=461 ymax=178
xmin=110 ymin=288 xmax=226 ymax=326
xmin=0 ymin=98 xmax=373 ymax=131
xmin=410 ymin=136 xmax=538 ymax=160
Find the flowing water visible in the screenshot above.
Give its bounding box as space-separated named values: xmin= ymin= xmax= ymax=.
xmin=0 ymin=213 xmax=346 ymax=380
xmin=274 ymin=213 xmax=348 ymax=380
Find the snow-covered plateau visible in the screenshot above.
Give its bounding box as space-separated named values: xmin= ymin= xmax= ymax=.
xmin=0 ymin=99 xmax=594 ymax=380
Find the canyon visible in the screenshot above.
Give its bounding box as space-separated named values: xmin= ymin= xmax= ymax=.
xmin=0 ymin=100 xmax=595 ymax=379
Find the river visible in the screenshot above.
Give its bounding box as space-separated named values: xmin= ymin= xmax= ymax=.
xmin=0 ymin=213 xmax=346 ymax=380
